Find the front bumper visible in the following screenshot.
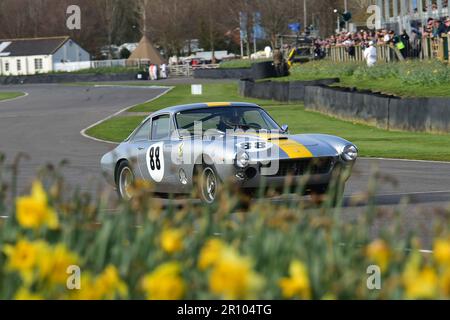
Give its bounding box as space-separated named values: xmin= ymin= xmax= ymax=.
xmin=226 ymin=157 xmax=355 ymax=191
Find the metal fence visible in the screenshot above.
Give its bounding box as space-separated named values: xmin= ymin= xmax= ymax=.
xmin=53 ymin=59 xmax=220 ymax=77
xmin=53 ymin=59 xmax=152 ymax=73
xmin=326 ymin=35 xmax=450 ymax=64
xmin=168 ymin=64 xmax=220 ymax=77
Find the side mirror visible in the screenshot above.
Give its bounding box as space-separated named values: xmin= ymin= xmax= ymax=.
xmin=281 ymin=124 xmax=289 ymax=133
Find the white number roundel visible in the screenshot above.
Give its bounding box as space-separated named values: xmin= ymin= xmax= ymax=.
xmin=237 ymin=141 xmax=272 ymax=152
xmin=146 ymin=142 xmax=164 ymax=182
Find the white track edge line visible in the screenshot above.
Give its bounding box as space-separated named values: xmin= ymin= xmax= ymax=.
xmin=0 ymin=91 xmax=29 ymax=103
xmin=361 ymin=157 xmax=450 ymax=165
xmin=80 ymin=87 xmax=174 ymax=144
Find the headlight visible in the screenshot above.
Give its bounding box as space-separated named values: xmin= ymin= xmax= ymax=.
xmin=342 ymin=145 xmax=358 ymax=161
xmin=235 ymin=152 xmax=250 ymax=168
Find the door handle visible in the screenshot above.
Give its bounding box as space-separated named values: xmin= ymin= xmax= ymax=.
xmin=138 ymin=147 xmax=145 ymax=151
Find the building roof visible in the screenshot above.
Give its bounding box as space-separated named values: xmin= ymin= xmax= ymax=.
xmin=128 ymin=36 xmax=166 ymax=65
xmin=0 ymin=36 xmax=71 ymax=57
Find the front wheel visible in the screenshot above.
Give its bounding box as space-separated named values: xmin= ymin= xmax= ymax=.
xmin=197 ymin=165 xmax=221 ymax=204
xmin=116 ymin=162 xmax=135 ymax=201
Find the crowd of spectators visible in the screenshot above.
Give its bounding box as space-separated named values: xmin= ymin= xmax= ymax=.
xmin=313 ymin=15 xmax=450 ymax=61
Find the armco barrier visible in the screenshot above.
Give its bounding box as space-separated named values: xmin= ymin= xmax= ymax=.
xmin=194 ymin=61 xmax=276 ymax=80
xmin=0 ymin=72 xmax=137 ymax=85
xmin=239 ymin=78 xmax=450 ymax=133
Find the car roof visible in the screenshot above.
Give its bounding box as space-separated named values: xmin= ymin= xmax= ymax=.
xmin=152 ymin=102 xmax=262 ymax=116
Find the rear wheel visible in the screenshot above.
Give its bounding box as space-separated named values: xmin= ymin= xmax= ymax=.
xmin=116 ymin=162 xmax=135 ymax=201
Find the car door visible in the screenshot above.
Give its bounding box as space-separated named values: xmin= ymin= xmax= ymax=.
xmin=137 ymin=114 xmax=178 ymax=192
xmin=127 ymin=119 xmax=152 ymax=180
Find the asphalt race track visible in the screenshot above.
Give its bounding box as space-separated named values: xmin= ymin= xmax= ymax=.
xmin=1 ymin=83 xmax=450 ymax=211
xmin=0 ymin=84 xmax=167 ymax=194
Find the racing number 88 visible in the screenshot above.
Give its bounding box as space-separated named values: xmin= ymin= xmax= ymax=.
xmin=149 ymin=146 xmax=161 ymax=171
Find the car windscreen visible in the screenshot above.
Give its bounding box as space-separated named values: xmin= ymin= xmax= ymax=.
xmin=175 ymin=107 xmax=280 ymax=136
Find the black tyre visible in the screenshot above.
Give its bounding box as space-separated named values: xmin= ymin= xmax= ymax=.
xmin=116 ymin=161 xmax=135 ymax=201
xmin=196 ymin=165 xmax=221 ymax=204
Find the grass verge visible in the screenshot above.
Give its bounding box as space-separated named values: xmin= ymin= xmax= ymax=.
xmin=219 ymin=59 xmax=271 ymax=69
xmin=0 ymin=92 xmax=25 ymax=101
xmin=275 ymin=60 xmax=450 ymax=98
xmin=85 ymin=83 xmax=450 ymax=161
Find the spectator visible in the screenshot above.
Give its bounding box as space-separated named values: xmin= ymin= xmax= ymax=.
xmin=160 ymin=63 xmax=168 ymax=79
xmin=410 ymin=28 xmax=422 ymax=58
xmin=363 ymin=41 xmax=377 ymax=67
xmin=273 ymin=47 xmax=286 ymax=77
xmin=433 ymin=19 xmax=447 ymax=37
xmin=444 ymin=17 xmax=450 ymax=34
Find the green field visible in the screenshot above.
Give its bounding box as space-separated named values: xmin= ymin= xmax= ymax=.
xmin=85 ymin=83 xmax=450 ymax=161
xmin=0 ymin=92 xmax=25 ymax=101
xmin=276 ymin=60 xmax=450 ymax=98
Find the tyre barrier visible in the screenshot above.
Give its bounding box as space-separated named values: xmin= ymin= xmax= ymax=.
xmin=238 ymin=78 xmax=340 ymax=102
xmin=239 ymin=78 xmax=450 ymax=133
xmin=304 ymin=86 xmax=450 ymax=133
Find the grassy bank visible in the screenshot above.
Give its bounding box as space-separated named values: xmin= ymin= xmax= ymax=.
xmin=0 ymin=92 xmax=25 ymax=101
xmin=85 ymin=83 xmax=450 ymax=161
xmin=220 ymin=59 xmax=271 ymax=69
xmin=278 ymin=60 xmax=450 ymax=98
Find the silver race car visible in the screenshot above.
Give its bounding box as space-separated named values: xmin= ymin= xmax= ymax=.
xmin=101 ymin=102 xmax=358 ymax=204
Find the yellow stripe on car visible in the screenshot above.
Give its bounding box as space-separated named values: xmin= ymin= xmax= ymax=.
xmin=272 ymin=138 xmax=313 ymax=159
xmin=237 ymin=132 xmax=313 ymax=159
xmin=207 ymin=102 xmax=232 ymax=107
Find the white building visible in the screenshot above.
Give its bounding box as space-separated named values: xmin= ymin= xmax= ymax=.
xmin=0 ymin=36 xmax=90 ymax=76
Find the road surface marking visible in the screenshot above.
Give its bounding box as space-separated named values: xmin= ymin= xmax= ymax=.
xmin=361 ymin=157 xmax=450 ymax=165
xmin=80 ymin=86 xmax=174 ymax=144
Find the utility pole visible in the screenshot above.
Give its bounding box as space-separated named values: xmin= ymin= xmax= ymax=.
xmin=344 ymin=0 xmax=349 ymax=31
xmin=303 ymin=0 xmax=307 ymax=33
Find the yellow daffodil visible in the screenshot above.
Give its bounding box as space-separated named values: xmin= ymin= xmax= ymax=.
xmin=16 ymin=181 xmax=59 ymax=230
xmin=3 ymin=239 xmax=49 ymax=284
xmin=71 ymin=272 xmax=101 ymax=300
xmin=434 ymin=238 xmax=450 ymax=266
xmin=440 ymin=269 xmax=450 ymax=298
xmin=366 ymin=239 xmax=391 ymax=272
xmin=37 ymin=244 xmax=79 ymax=285
xmin=198 ymin=239 xmax=225 ymax=270
xmin=403 ymin=266 xmax=438 ymax=299
xmin=279 ymin=260 xmax=311 ymax=300
xmin=14 ymin=288 xmax=43 ymax=300
xmin=94 ymin=265 xmax=128 ymax=299
xmin=160 ymin=228 xmax=184 ymax=254
xmin=141 ymin=262 xmax=186 ymax=300
xmin=209 ymin=248 xmax=264 ymax=300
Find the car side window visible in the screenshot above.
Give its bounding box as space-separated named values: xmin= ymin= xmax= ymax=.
xmin=132 ymin=119 xmax=151 ymax=141
xmin=242 ymin=110 xmax=270 ymax=128
xmin=151 ymin=115 xmax=171 ymax=140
